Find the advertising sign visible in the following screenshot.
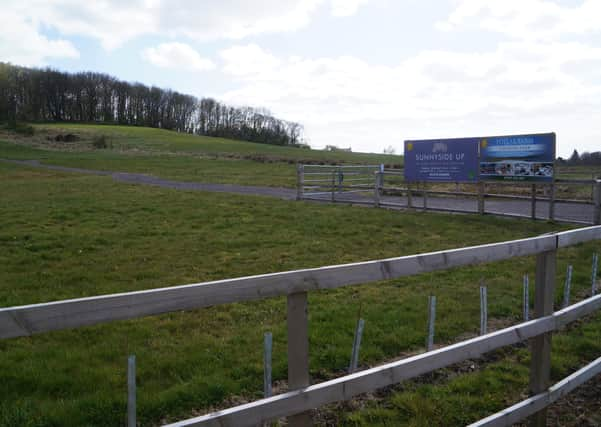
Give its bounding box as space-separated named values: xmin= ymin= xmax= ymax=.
xmin=479 ymin=133 xmax=555 ymax=182
xmin=404 ymin=138 xmax=480 ymax=182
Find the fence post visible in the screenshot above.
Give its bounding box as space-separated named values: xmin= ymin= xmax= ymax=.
xmin=478 ymin=182 xmax=485 ymax=215
xmin=523 ymin=274 xmax=529 ymax=321
xmin=374 ymin=172 xmax=380 ymax=208
xmin=548 ymin=181 xmax=555 ymax=221
xmin=348 ymin=318 xmax=365 ymax=374
xmin=407 ymin=183 xmax=413 ymax=209
xmin=127 ymin=355 xmax=136 ymax=427
xmin=330 ymin=170 xmax=336 ymax=202
xmin=480 ymin=285 xmax=488 ymax=335
xmin=528 ymin=248 xmax=557 ymax=427
xmin=423 ymin=182 xmax=428 ymax=211
xmin=531 ymin=184 xmax=537 ymax=220
xmin=563 ymin=265 xmax=573 ymax=308
xmin=592 ymin=253 xmax=599 ymax=296
xmin=287 ymin=292 xmax=312 ymax=426
xmin=594 ymin=180 xmax=601 ymax=225
xmin=296 ymin=164 xmax=304 ymax=201
xmin=426 ymin=295 xmax=436 ymax=351
xmin=264 ymin=332 xmax=273 ymax=398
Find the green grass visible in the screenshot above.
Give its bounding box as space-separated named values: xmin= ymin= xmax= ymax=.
xmin=0 ymin=123 xmax=400 ymax=188
xmin=341 ymin=313 xmax=601 ymax=426
xmin=0 ymin=140 xmax=298 ymax=187
xmin=13 ymin=123 xmax=402 ymax=164
xmin=1 ymin=161 xmax=600 ymax=426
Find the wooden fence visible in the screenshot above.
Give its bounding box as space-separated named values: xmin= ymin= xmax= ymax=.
xmin=297 ymin=164 xmax=601 ymax=225
xmin=2 ymin=226 xmax=601 ymax=426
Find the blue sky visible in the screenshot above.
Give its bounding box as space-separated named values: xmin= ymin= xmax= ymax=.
xmin=2 ymin=0 xmax=601 ymax=157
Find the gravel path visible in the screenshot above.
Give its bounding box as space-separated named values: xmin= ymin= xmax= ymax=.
xmin=3 ymin=158 xmax=596 ymax=224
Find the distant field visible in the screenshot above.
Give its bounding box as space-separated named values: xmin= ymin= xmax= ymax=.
xmin=12 ymin=123 xmax=402 ymax=164
xmin=1 ymin=161 xmax=601 ymax=426
xmin=0 ymin=124 xmax=401 ymax=188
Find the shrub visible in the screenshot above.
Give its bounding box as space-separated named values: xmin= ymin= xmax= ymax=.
xmin=6 ymin=122 xmax=35 ymax=136
xmin=92 ymin=134 xmax=111 ymax=149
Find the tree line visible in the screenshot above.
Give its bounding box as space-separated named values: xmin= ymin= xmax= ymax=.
xmin=0 ymin=62 xmax=304 ymax=146
xmin=560 ymin=149 xmax=601 ymax=166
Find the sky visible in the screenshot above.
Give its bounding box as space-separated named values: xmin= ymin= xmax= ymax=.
xmin=2 ymin=0 xmax=601 ymax=157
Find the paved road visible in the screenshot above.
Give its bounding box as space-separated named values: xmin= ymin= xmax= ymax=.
xmin=305 ymin=191 xmax=596 ymax=224
xmin=3 ymin=158 xmax=596 ymax=224
xmin=2 ymin=159 xmax=298 ymax=200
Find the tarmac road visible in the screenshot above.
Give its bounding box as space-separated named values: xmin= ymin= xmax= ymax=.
xmin=3 ymin=158 xmax=595 ymax=224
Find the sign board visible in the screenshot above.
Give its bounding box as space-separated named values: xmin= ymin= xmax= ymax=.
xmin=479 ymin=133 xmax=555 ymax=182
xmin=404 ymin=132 xmax=556 ymax=183
xmin=404 ymin=138 xmax=480 ymax=182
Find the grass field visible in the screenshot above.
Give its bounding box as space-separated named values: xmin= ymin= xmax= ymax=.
xmin=1 ymin=158 xmax=601 ymax=426
xmin=0 ymin=124 xmax=401 ymax=189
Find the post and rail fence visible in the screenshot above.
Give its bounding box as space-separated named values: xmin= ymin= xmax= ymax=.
xmin=296 ymin=164 xmax=601 ymax=225
xmin=2 ymin=226 xmax=601 ymax=426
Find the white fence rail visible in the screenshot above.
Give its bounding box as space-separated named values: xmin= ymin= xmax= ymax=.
xmin=2 ymin=226 xmax=601 ymax=426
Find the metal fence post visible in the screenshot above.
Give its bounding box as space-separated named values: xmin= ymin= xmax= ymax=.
xmin=296 ymin=164 xmax=304 ymax=201
xmin=127 ymin=355 xmax=136 ymax=427
xmin=287 ymin=292 xmax=312 ymax=426
xmin=480 ymin=286 xmax=488 ymax=335
xmin=592 ymin=253 xmax=599 ymax=296
xmin=563 ymin=265 xmax=573 ymax=309
xmin=426 ymin=295 xmax=436 ymax=351
xmin=523 ymin=274 xmax=529 ymax=321
xmin=528 ymin=248 xmax=557 ymax=427
xmin=531 ymin=184 xmax=537 ymax=220
xmin=264 ymin=332 xmax=273 ymax=398
xmin=407 ymin=183 xmax=413 ymax=208
xmin=423 ymin=182 xmax=428 ymax=211
xmin=348 ymin=318 xmax=365 ymax=374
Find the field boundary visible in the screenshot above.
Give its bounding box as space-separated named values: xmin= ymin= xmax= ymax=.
xmin=2 ymin=226 xmax=601 ymax=426
xmin=297 ymin=164 xmax=601 ymax=225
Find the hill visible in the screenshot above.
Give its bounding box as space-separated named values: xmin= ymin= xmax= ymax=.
xmin=0 ymin=123 xmax=402 ymax=187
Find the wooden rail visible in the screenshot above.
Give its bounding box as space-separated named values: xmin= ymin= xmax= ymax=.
xmin=164 ymin=293 xmax=601 ymax=427
xmin=469 ymin=355 xmax=601 ymax=427
xmin=0 ymin=233 xmax=559 ymax=339
xmin=3 ymin=226 xmax=601 ymax=427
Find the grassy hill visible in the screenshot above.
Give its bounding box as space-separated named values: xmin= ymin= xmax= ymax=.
xmin=0 ymin=123 xmax=401 ymax=188
xmin=9 ymin=123 xmax=402 ymax=163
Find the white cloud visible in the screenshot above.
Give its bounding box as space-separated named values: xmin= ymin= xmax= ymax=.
xmin=142 ymin=42 xmax=215 ymax=71
xmin=438 ymin=0 xmax=601 ymax=41
xmin=330 ymin=0 xmax=370 ymax=17
xmin=0 ymin=8 xmax=79 ymax=66
xmin=218 ymin=39 xmax=601 ymax=156
xmin=1 ymin=0 xmax=372 ymax=57
xmin=220 ymin=44 xmax=281 ymax=76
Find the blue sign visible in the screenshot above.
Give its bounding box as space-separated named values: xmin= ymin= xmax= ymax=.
xmin=404 ymin=138 xmax=479 ymax=182
xmin=480 ymin=133 xmax=555 ymax=182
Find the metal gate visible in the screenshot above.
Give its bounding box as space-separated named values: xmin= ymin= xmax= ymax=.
xmin=297 ymin=164 xmax=381 ymax=203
